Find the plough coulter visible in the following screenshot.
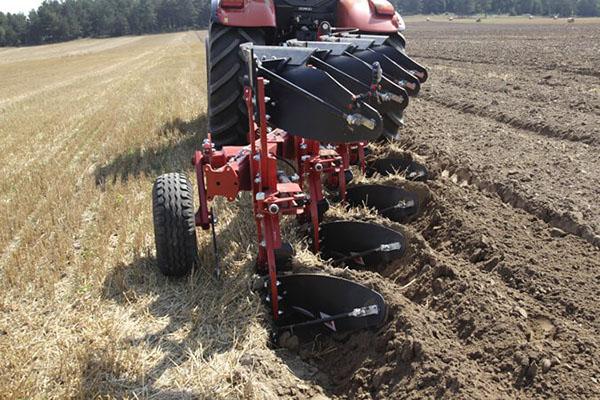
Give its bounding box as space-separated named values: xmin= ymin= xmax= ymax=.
xmin=152 ymin=0 xmax=428 ymax=335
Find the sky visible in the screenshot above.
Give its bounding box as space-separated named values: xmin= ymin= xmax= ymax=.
xmin=0 ymin=0 xmax=43 ymax=14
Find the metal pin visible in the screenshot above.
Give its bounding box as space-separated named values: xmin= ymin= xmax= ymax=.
xmin=268 ymin=204 xmax=280 ymax=215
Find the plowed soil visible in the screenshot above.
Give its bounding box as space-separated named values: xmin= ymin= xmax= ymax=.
xmin=271 ymin=20 xmax=600 ymax=399
xmin=1 ymin=21 xmax=599 ymax=400
xmin=406 ymin=21 xmax=600 ymax=244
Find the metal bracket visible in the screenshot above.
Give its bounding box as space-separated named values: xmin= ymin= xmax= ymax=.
xmin=278 ymin=304 xmax=380 ymax=332
xmin=210 ymin=208 xmax=220 ymax=279
xmin=379 ymin=242 xmax=402 ymax=252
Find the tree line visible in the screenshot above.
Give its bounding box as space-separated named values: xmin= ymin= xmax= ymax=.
xmin=0 ymin=0 xmax=209 ymax=46
xmin=1 ymin=0 xmax=599 ymax=47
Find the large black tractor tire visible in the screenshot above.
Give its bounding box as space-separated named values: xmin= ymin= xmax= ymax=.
xmin=152 ymin=173 xmax=199 ymax=277
xmin=207 ymin=23 xmax=266 ymax=147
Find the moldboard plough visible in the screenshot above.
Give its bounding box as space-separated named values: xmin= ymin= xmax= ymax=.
xmin=152 ymin=0 xmax=428 ymax=336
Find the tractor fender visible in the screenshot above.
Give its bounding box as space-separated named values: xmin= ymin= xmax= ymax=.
xmin=211 ymin=0 xmax=276 ymax=28
xmin=336 ymin=0 xmax=405 ymax=33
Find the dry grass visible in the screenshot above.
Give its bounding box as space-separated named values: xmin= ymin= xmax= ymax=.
xmin=0 ymin=31 xmax=328 ymax=399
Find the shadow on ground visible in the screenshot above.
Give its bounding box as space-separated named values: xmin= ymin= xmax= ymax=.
xmin=94 ymin=114 xmax=207 ymax=188
xmin=77 ymin=201 xmax=269 ymax=398
xmin=79 ymin=254 xmax=258 ymax=398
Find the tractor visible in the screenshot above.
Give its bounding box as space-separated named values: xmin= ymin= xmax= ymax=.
xmin=152 ymin=0 xmax=428 ymax=335
xmin=206 ymin=0 xmax=426 ymax=146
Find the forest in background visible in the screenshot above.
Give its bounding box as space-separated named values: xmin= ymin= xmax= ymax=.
xmin=1 ymin=0 xmax=599 ymax=47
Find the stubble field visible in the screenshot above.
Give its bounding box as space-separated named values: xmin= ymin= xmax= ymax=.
xmin=0 ymin=19 xmax=599 ymax=399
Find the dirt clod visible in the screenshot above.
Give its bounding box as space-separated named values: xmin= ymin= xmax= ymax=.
xmin=279 ymin=332 xmax=300 ymax=351
xmin=515 ymin=306 xmax=529 ymax=319
xmin=550 ymin=227 xmax=568 ymax=238
xmin=469 ymin=248 xmax=486 ymax=263
xmin=526 ymin=361 xmax=539 ymax=380
xmin=541 ymin=358 xmax=552 ymax=373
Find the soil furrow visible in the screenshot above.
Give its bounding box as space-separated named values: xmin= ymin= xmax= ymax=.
xmin=287 ymin=157 xmax=600 ymax=398
xmin=403 ymin=94 xmax=600 ymax=241
xmin=423 ymin=60 xmax=600 ymax=119
xmin=411 ymin=54 xmax=600 ymax=79
xmin=400 ymin=135 xmax=600 ymax=248
xmin=421 ymin=93 xmax=598 ymax=146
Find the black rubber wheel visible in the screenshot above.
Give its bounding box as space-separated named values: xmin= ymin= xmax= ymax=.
xmin=207 ymin=23 xmax=265 ymax=147
xmin=152 ymin=173 xmax=199 ymax=276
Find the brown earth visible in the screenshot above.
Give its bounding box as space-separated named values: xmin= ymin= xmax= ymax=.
xmin=273 ymin=21 xmax=600 ymax=399
xmin=406 ymin=21 xmax=600 ymax=244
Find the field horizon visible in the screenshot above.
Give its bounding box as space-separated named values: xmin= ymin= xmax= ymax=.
xmin=1 ymin=20 xmax=599 ymax=399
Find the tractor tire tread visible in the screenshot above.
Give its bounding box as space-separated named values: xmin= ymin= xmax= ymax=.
xmin=207 ymin=23 xmax=265 ymax=147
xmin=152 ymin=172 xmax=198 ymax=277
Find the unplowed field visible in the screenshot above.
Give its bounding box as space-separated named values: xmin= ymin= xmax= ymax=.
xmin=0 ymin=20 xmax=599 ymax=399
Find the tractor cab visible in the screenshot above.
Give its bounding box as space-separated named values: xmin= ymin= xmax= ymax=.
xmin=275 ymin=0 xmax=405 ymax=41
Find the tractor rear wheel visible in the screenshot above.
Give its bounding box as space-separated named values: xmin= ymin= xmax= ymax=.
xmin=152 ymin=173 xmax=199 ymax=276
xmin=207 ymin=23 xmax=265 ymax=147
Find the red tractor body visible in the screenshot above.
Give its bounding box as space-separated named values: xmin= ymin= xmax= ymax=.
xmin=212 ymin=0 xmax=404 ymax=33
